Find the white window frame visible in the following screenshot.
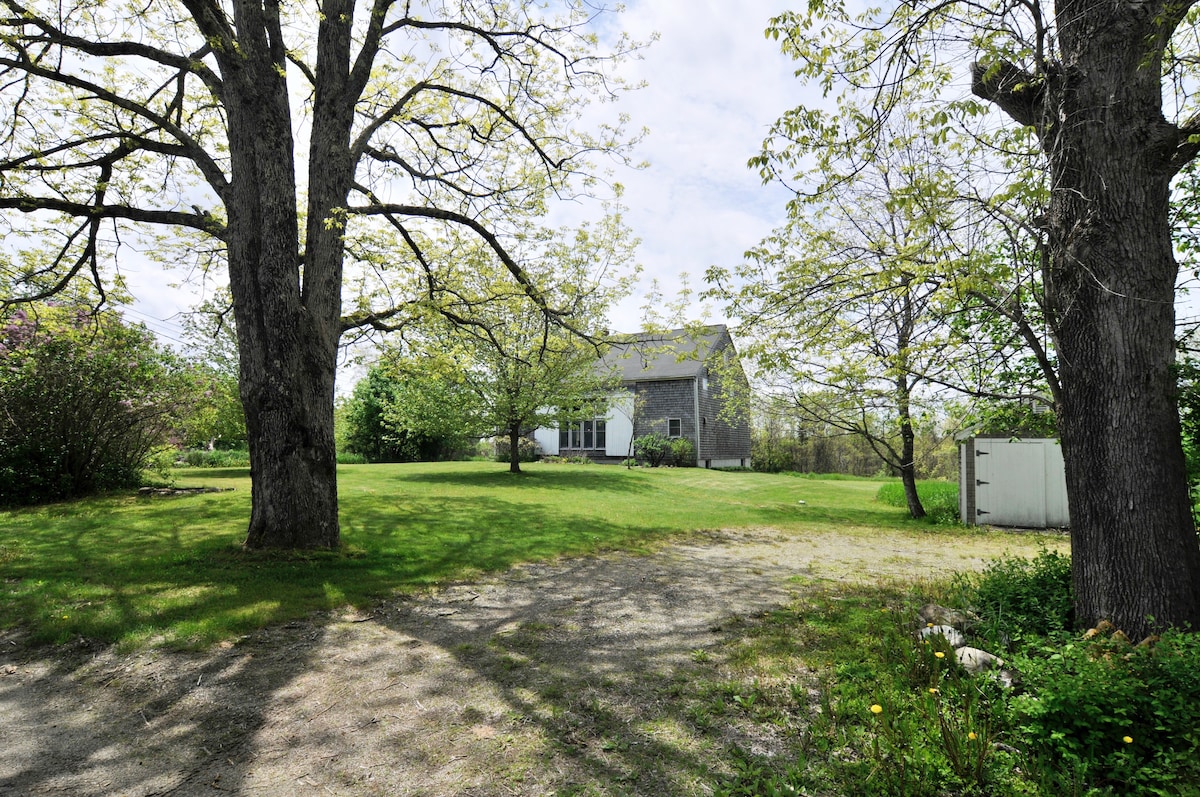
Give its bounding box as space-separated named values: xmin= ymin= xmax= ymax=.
xmin=559 ymin=418 xmax=608 ymax=450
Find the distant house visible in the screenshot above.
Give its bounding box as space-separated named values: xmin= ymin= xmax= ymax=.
xmin=533 ymin=325 xmax=752 ymax=468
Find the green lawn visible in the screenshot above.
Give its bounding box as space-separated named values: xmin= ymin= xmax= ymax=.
xmin=2 ymin=461 xmax=960 ymax=648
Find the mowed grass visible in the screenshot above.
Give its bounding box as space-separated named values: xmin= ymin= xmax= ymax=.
xmin=2 ymin=461 xmax=968 ymax=649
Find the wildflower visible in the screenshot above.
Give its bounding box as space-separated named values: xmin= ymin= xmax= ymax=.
xmin=968 ymin=732 xmax=977 ymax=741
xmin=934 ymin=651 xmax=945 ymax=659
xmin=870 ymin=704 xmax=883 ymax=715
xmin=1123 ymin=736 xmax=1133 ymax=744
xmin=928 ymin=688 xmax=939 ymax=695
xmin=927 ymin=622 xmax=934 ymax=628
xmin=61 ymin=615 xmax=68 ymax=619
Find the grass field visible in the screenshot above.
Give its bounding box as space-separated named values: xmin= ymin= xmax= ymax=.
xmin=1 ymin=462 xmax=969 ymax=649
xmin=22 ymin=463 xmax=1187 ymax=797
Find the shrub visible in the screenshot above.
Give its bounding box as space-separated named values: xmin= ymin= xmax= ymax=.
xmin=669 ymin=436 xmax=696 ymax=466
xmin=0 ymin=305 xmax=191 ymax=505
xmin=633 ymin=432 xmax=671 ymax=467
xmin=492 ymin=435 xmax=540 ymax=463
xmin=340 ymin=369 xmax=470 ymax=462
xmin=178 ymin=448 xmax=251 ymax=468
xmin=955 ymin=548 xmax=1073 ymax=646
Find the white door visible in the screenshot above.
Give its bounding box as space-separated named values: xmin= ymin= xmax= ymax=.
xmin=974 ymin=439 xmax=1047 ymax=527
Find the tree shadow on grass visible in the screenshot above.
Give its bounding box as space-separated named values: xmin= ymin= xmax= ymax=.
xmin=0 ymin=508 xmax=810 ymax=795
xmin=387 ymin=462 xmax=656 ymax=493
xmin=2 ymin=483 xmax=686 ymax=648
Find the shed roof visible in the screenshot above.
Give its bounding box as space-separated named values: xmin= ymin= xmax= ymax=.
xmin=602 ymin=325 xmax=730 ymax=382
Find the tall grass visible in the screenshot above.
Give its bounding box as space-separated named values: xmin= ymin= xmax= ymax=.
xmin=875 ymin=479 xmax=960 ymax=525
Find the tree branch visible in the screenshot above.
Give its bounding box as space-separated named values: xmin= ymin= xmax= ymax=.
xmin=1 ymin=0 xmax=224 ymax=95
xmin=0 ymin=54 xmax=229 ymax=196
xmin=349 ymin=200 xmax=561 ymax=320
xmin=0 ymin=196 xmax=227 ymax=237
xmin=971 ymin=59 xmax=1044 ymax=129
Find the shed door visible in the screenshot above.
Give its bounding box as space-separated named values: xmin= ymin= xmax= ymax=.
xmin=974 ymin=440 xmax=1047 ymax=527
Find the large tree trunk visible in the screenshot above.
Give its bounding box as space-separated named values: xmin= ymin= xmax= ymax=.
xmin=1012 ymin=3 xmax=1200 ymax=637
xmin=221 ymin=0 xmax=344 ymax=550
xmin=508 ymin=425 xmax=523 ymax=474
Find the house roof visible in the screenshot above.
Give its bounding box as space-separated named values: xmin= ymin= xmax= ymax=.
xmin=601 ymin=325 xmax=731 ymax=382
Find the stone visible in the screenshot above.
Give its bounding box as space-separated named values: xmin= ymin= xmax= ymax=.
xmin=955 ymin=646 xmax=1015 ymax=688
xmin=955 ymin=646 xmax=1003 ymax=673
xmin=918 ymin=624 xmax=965 ymax=648
xmin=1084 ymin=619 xmax=1116 ymax=639
xmin=917 ymin=603 xmax=975 ymax=629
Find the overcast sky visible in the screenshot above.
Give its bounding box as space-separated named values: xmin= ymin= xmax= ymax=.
xmin=119 ymin=2 xmax=802 ymax=348
xmin=596 ymin=0 xmax=799 ymax=331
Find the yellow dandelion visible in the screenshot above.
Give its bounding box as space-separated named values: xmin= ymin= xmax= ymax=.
xmin=928 ymin=688 xmax=939 ymax=695
xmin=870 ymin=704 xmax=883 ymax=715
xmin=934 ymin=651 xmax=946 ymax=659
xmin=968 ymin=732 xmax=977 ymax=741
xmin=1123 ymin=736 xmax=1133 ymax=744
xmin=61 ymin=615 xmax=68 ymax=620
xmin=927 ymin=622 xmax=934 ymax=628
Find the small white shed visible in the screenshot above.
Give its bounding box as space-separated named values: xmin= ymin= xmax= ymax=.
xmin=958 ymin=437 xmax=1070 ymax=528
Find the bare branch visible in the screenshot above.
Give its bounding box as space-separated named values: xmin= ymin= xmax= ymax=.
xmin=0 ymin=196 xmax=226 ymax=237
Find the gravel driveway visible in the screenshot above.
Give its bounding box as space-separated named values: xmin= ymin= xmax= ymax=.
xmin=0 ymin=526 xmax=1060 ymax=796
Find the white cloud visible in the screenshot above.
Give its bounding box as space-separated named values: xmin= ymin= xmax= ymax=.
xmin=598 ymin=0 xmax=801 ymax=330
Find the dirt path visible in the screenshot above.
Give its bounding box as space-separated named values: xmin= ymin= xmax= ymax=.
xmin=0 ymin=526 xmax=1061 ymax=796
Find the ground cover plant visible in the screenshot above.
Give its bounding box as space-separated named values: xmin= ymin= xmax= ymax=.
xmin=4 ymin=464 xmax=992 ymax=649
xmin=687 ymin=556 xmax=1200 ymax=796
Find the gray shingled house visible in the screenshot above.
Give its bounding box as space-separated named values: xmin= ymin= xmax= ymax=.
xmin=533 ymin=325 xmax=752 ymax=467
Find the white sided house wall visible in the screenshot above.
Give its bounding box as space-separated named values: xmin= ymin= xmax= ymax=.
xmin=532 ymin=391 xmax=636 ymax=459
xmin=958 ymin=437 xmax=1070 ymax=528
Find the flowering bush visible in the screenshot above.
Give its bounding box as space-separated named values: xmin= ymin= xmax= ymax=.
xmin=0 ymin=304 xmax=191 ymax=505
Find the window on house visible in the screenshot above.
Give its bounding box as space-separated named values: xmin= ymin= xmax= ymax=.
xmin=668 ymin=418 xmax=681 ymax=438
xmin=558 ymin=418 xmax=608 ymax=450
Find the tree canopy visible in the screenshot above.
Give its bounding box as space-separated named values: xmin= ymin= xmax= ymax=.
xmin=0 ymin=0 xmax=640 ymax=548
xmin=748 ymin=0 xmax=1200 ymax=635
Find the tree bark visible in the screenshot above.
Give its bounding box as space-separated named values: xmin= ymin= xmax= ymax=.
xmin=976 ymin=0 xmax=1200 ymax=636
xmin=509 ymin=425 xmax=523 ymax=474
xmin=221 ymin=0 xmax=343 ymax=549
xmin=899 ymin=411 xmax=926 ymax=520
